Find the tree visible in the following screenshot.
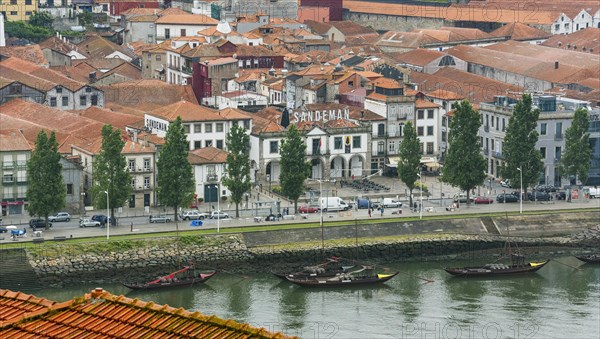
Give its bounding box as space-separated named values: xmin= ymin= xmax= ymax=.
xmin=156 ymin=117 xmax=194 ymax=221
xmin=90 ymin=125 xmax=131 ymax=225
xmin=222 ymin=124 xmax=252 ymax=218
xmin=441 ymin=100 xmax=487 ymax=204
xmin=501 ymin=94 xmax=544 ymax=196
xmin=29 ymin=11 xmax=54 ymax=29
xmin=561 ymin=108 xmax=592 ymax=185
xmin=397 ymin=122 xmax=421 ymax=208
xmin=279 ymin=124 xmax=311 ymax=213
xmin=26 ymin=131 xmax=65 ymax=229
xmin=77 ymin=12 xmax=93 ymax=29
xmin=4 ymin=21 xmax=53 ymax=43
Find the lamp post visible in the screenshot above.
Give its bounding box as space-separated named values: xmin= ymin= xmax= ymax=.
xmin=517 ymin=167 xmax=523 ymax=214
xmin=217 ymin=182 xmax=220 ymax=233
xmin=104 ymin=190 xmax=110 ymax=240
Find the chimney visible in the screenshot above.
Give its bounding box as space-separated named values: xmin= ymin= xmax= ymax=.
xmin=91 ymin=287 xmax=104 ymax=299
xmin=554 ymin=61 xmax=559 ymax=69
xmin=89 ymin=72 xmax=97 ymax=83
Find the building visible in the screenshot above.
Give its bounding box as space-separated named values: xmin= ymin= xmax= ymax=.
xmin=300 ymin=0 xmax=342 ymax=21
xmin=188 ymin=146 xmax=229 ymax=204
xmin=155 ymin=14 xmax=219 ymax=42
xmin=123 ymin=138 xmax=157 ymax=209
xmin=0 ymin=0 xmax=37 ymax=21
xmin=192 ymin=56 xmax=238 ymax=103
xmin=0 ymin=129 xmax=30 ymax=216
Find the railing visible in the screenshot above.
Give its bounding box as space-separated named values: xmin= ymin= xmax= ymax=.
xmin=134 ymin=186 xmax=152 ymax=192
xmin=493 ymin=151 xmax=504 ymax=159
xmin=181 ymin=65 xmax=193 ymax=75
xmin=2 ymin=162 xmax=14 ymax=169
xmin=484 ymin=125 xmax=490 ymax=132
xmin=206 ymin=174 xmax=219 ymax=182
xmin=554 ymin=133 xmax=563 ymax=140
xmin=130 ymin=167 xmax=152 ymax=173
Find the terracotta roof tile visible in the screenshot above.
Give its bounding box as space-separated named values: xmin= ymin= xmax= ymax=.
xmin=156 ymin=14 xmax=218 ymax=25
xmin=77 ymin=35 xmax=136 ymax=60
xmin=188 ymin=146 xmax=228 ymax=164
xmin=1 ymin=57 xmax=87 ymax=91
xmin=0 ymin=129 xmax=32 ymax=152
xmin=416 ymin=99 xmax=441 ymax=109
xmin=100 ymin=80 xmax=198 ymax=107
xmin=490 ymin=22 xmax=551 ymax=41
xmin=75 ymin=106 xmax=143 ymax=129
xmin=541 ymin=28 xmax=600 ymax=55
xmin=425 ymin=89 xmax=465 ymax=100
xmin=0 ymin=45 xmax=49 ymax=67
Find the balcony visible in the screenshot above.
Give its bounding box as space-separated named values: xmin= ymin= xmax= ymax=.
xmin=2 ymin=162 xmax=14 ymax=169
xmin=134 ymin=186 xmax=152 ymax=192
xmin=130 ymin=167 xmax=153 ymax=173
xmin=181 ymin=65 xmax=193 ymax=75
xmin=483 ymin=148 xmax=489 ymax=156
xmin=206 ymin=174 xmax=219 ymax=182
xmin=484 ymin=125 xmax=490 ymax=132
xmin=492 ymin=151 xmax=504 ymax=159
xmin=554 ymin=133 xmax=563 ymax=141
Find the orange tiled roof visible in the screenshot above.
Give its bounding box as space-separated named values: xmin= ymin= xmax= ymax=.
xmin=490 ymin=22 xmax=551 ymax=41
xmin=541 ymin=27 xmax=600 ymax=55
xmin=156 ymin=14 xmax=218 ymax=25
xmin=0 ymin=45 xmax=49 ymax=67
xmin=0 ymin=129 xmax=32 ymax=152
xmin=372 ymin=77 xmax=402 ymax=89
xmin=149 ymin=100 xmax=220 ymax=122
xmin=188 ymin=146 xmax=229 ymax=164
xmin=425 ymin=89 xmax=465 ymax=100
xmin=0 ymin=288 xmax=293 ymax=338
xmin=416 ymin=99 xmax=441 ymax=109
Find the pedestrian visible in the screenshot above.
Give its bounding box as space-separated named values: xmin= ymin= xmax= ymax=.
xmin=380 ymin=206 xmax=384 ymax=216
xmin=368 ymin=208 xmax=372 ymax=217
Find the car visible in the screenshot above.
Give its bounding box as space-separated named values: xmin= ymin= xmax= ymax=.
xmin=91 ymin=215 xmax=108 ymax=225
xmin=210 ymin=211 xmax=229 ymax=219
xmin=29 ymin=218 xmax=52 ymax=229
xmin=180 ymin=210 xmax=209 ymax=220
xmin=528 ymin=191 xmax=551 ymax=201
xmin=500 ymin=180 xmax=511 ymax=188
xmin=453 ymin=193 xmax=474 ymax=204
xmin=264 ymin=213 xmax=283 ymax=221
xmin=534 ymin=185 xmax=558 ymax=193
xmin=0 ymin=226 xmax=7 ymax=233
xmin=149 ymin=215 xmax=171 ymax=223
xmin=496 ymin=193 xmax=519 ymax=203
xmin=79 ymin=218 xmax=101 ymax=228
xmin=474 ymin=196 xmax=494 ymax=204
xmin=298 ymin=205 xmax=319 ymax=213
xmin=555 ymin=192 xmax=566 ymax=200
xmin=48 ymin=212 xmax=71 ymax=222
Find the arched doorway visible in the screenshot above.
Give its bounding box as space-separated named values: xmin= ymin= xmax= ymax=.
xmin=348 ymin=155 xmax=364 ymax=177
xmin=330 ymin=156 xmax=346 ymax=178
xmin=311 ymin=158 xmax=324 ymax=179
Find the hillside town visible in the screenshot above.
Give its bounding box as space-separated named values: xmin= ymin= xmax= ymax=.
xmin=0 ymin=0 xmax=598 ymax=218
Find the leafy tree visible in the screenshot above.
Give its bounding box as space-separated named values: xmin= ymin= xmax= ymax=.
xmin=279 ymin=124 xmax=310 ymax=213
xmin=501 ymin=94 xmax=544 ymax=196
xmin=441 ymin=100 xmax=486 ymax=204
xmin=29 ymin=11 xmax=54 ymax=29
xmin=90 ymin=125 xmax=131 ymax=225
xmin=397 ymin=121 xmax=421 ymax=208
xmin=78 ymin=12 xmax=93 ymax=29
xmin=222 ymin=124 xmax=252 ymax=218
xmin=560 ymin=108 xmax=592 ymax=185
xmin=26 ymin=131 xmax=65 ymax=229
xmin=156 ymin=117 xmax=194 ymax=221
xmin=4 ymin=21 xmax=53 ymax=43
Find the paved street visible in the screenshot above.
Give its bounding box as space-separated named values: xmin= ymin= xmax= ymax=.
xmin=1 ymin=175 xmax=598 ymax=243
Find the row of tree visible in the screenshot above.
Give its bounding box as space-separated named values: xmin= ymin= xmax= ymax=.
xmin=25 ymin=94 xmax=592 ymax=227
xmin=397 ymin=94 xmax=592 ymax=205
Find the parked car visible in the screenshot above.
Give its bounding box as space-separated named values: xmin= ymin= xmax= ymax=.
xmin=555 ymin=192 xmax=567 ymax=200
xmin=510 ymin=191 xmax=525 ymax=200
xmin=79 ymin=218 xmax=101 ymax=228
xmin=91 ymin=215 xmax=108 ymax=225
xmin=298 ymin=205 xmax=319 ymax=213
xmin=0 ymin=226 xmax=7 ymax=233
xmin=474 ymin=196 xmax=494 ymax=204
xmin=382 ymin=198 xmax=403 ymax=208
xmin=210 ymin=211 xmax=229 ymax=219
xmin=265 ymin=214 xmax=282 ymax=221
xmin=534 ymin=185 xmax=558 ymax=193
xmin=180 ymin=210 xmax=209 ymax=220
xmin=48 ymin=212 xmax=71 ymax=222
xmin=500 ymin=180 xmax=511 ymax=188
xmin=528 ymin=191 xmax=551 ymax=201
xmin=149 ymin=215 xmax=171 ymax=223
xmin=496 ymin=194 xmax=519 ymax=203
xmin=29 ymin=218 xmax=52 ymax=229
xmin=453 ymin=193 xmax=474 ymax=204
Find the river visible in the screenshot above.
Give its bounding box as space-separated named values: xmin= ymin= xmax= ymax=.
xmin=17 ymin=257 xmax=600 ymax=339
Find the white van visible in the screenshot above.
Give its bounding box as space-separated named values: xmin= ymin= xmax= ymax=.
xmin=382 ymin=198 xmax=402 ymax=208
xmin=320 ymin=197 xmax=349 ymax=212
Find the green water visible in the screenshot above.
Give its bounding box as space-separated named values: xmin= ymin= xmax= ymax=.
xmin=20 ymin=257 xmax=600 ymax=339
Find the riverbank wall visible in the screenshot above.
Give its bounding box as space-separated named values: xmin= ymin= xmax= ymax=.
xmin=13 ymin=212 xmax=600 ymax=286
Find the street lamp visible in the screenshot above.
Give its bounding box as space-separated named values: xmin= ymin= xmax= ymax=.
xmin=103 ymin=190 xmax=110 ymax=239
xmin=517 ymin=167 xmax=523 ymax=214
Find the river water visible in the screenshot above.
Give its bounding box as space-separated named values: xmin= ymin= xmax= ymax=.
xmin=19 ymin=257 xmax=599 ymax=339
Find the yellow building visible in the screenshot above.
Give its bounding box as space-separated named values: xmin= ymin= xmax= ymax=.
xmin=0 ymin=0 xmax=38 ymax=21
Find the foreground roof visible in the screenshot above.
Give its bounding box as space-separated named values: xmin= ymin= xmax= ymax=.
xmin=0 ymin=288 xmax=293 ymax=338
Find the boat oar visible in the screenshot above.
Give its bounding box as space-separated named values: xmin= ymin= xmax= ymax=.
xmin=552 ymin=259 xmax=582 ymax=271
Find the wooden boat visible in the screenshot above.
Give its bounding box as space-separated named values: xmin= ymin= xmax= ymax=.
xmin=122 ymin=266 xmax=217 ymax=290
xmin=273 ymin=257 xmax=357 ymax=280
xmin=444 ymin=261 xmax=549 ymax=277
xmin=284 ymin=265 xmax=398 ymax=287
xmin=575 ymin=255 xmax=600 ymax=264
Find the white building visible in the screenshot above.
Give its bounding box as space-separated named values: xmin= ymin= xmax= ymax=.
xmin=123 ymin=139 xmax=157 ymax=209
xmin=188 ymin=146 xmax=231 ymax=205
xmin=155 ymin=14 xmax=219 ymax=43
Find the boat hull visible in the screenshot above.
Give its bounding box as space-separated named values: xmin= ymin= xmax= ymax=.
xmin=444 ymin=261 xmax=549 ymax=277
xmin=285 ymin=272 xmax=398 ymax=287
xmin=122 ymin=271 xmax=217 ymax=290
xmin=575 ymin=255 xmax=600 ymax=263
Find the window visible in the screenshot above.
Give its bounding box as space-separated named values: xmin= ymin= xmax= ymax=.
xmin=184 ymin=124 xmax=190 ymax=133
xmin=164 ymin=29 xmax=170 ymax=39
xmin=417 ymin=126 xmax=424 ymax=136
xmin=216 ymin=140 xmax=223 ymax=149
xmin=131 ymin=178 xmax=136 ymax=189
xmin=62 ymin=96 xmax=68 ymax=106
xmin=419 ymin=142 xmax=424 ymax=154
xmin=9 ymin=84 xmax=22 ymax=94
xmin=10 ymin=0 xmax=16 ymax=4
xmin=540 ymin=147 xmax=546 ymax=159
xmin=270 ymin=141 xmax=278 ymax=153
xmin=377 ymin=141 xmax=385 ymax=154
xmin=442 ymin=117 xmax=446 ymax=127
xmin=129 ymin=159 xmax=135 ymax=171
xmin=66 ymin=184 xmax=73 ymax=194
xmin=352 ymin=136 xmax=361 ymax=148
xmin=156 ymin=55 xmax=161 ymax=61
xmin=540 ymin=123 xmax=547 ymax=135
xmin=180 ymin=29 xmax=186 ymax=37
xmin=85 ymin=87 xmax=92 ymax=93
xmin=438 ymin=55 xmax=456 ymax=66
xmin=502 ymin=118 xmax=506 ymax=131
xmin=334 ymin=137 xmax=343 ymax=150
xmin=442 ymin=131 xmax=447 ymax=142
xmin=426 ymin=142 xmax=434 ymax=154
xmin=50 ymin=97 xmax=57 ymax=107
xmin=194 ymin=124 xmax=201 ymax=133
xmin=194 ymin=141 xmax=201 ymax=149
xmin=555 ymin=24 xmax=560 ymax=31
xmin=56 ymin=87 xmax=62 ymax=93
xmin=25 ymin=11 xmax=32 ymax=16
xmin=348 ymin=80 xmax=354 ymax=88
xmin=417 ymin=110 xmax=424 ymax=120
xmin=143 ymin=158 xmax=150 ymax=171
xmin=10 ymin=11 xmax=17 ymax=15
xmin=216 ymin=123 xmax=223 ymax=132
xmin=144 ymin=177 xmax=150 ymax=188
xmin=80 ymin=95 xmax=87 ymax=106
xmin=496 ymin=117 xmax=499 ymax=130
xmin=205 ymin=123 xmax=212 ymax=133
xmin=427 ymin=110 xmax=434 ymax=119
xmin=555 ymin=147 xmax=561 ymax=160
xmin=91 ymin=95 xmax=98 ymax=106
xmin=243 ymin=120 xmax=250 ymax=129
xmin=491 ymin=115 xmax=494 ymax=127
xmin=205 ymin=140 xmax=213 ymax=147
xmin=427 ymin=126 xmax=433 ymax=136
xmin=556 ymin=122 xmax=563 ymax=136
